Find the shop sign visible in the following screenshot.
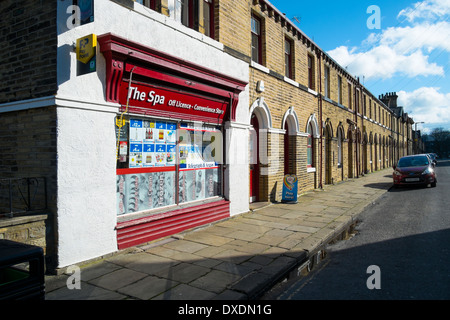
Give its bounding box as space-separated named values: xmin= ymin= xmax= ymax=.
xmin=120 ymin=82 xmax=228 ymax=123
xmin=76 ymin=34 xmax=96 ymax=75
xmin=282 ymin=174 xmax=298 ymax=203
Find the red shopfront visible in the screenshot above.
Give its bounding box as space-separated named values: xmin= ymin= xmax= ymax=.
xmin=98 ymin=33 xmax=247 ymax=249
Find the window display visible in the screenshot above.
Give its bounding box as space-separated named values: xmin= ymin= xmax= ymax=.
xmin=116 ymin=117 xmax=222 ymax=216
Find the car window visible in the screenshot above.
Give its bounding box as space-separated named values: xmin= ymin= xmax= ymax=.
xmin=398 ymin=156 xmax=429 ymax=167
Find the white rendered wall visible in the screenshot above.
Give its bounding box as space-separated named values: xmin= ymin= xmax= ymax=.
xmin=55 ymin=0 xmax=249 ymax=267
xmin=56 ymin=107 xmax=118 ymax=267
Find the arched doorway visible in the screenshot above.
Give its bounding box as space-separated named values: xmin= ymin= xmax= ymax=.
xmin=374 ymin=134 xmax=378 ymax=171
xmin=324 ymin=124 xmax=333 ymax=184
xmin=363 ymin=132 xmax=368 ymax=174
xmin=249 ymin=98 xmax=272 ymax=203
xmin=250 ymin=114 xmax=260 ymax=202
xmin=348 ymin=127 xmax=354 ymax=178
xmin=337 ymin=126 xmax=344 ymax=181
xmin=282 ymin=108 xmax=299 ymax=176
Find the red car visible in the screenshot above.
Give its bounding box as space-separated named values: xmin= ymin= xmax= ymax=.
xmin=393 ymin=154 xmax=437 ymax=188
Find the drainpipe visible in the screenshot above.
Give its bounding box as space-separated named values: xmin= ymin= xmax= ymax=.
xmin=318 ymin=50 xmax=323 ymax=189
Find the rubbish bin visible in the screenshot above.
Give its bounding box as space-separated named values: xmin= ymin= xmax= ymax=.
xmin=0 ymin=240 xmax=45 ymax=300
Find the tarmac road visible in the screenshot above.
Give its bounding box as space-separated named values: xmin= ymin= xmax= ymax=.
xmin=264 ymin=160 xmax=450 ymax=300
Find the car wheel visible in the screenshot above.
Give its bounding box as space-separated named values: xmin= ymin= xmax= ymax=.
xmin=431 ymin=181 xmax=437 ymax=188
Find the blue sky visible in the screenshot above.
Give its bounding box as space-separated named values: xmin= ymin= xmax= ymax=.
xmin=270 ymin=0 xmax=450 ymax=134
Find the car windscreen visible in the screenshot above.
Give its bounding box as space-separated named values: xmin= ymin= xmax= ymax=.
xmin=397 ymin=156 xmax=429 ymax=167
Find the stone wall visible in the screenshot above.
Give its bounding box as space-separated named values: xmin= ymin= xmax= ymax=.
xmin=0 ymin=214 xmax=48 ymax=254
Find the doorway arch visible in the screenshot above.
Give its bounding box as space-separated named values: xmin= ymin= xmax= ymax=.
xmin=347 ymin=126 xmax=354 ymax=178
xmin=324 ymin=123 xmax=333 ymax=184
xmin=249 ymin=98 xmax=272 ymax=203
xmin=282 ymin=107 xmax=299 ymax=176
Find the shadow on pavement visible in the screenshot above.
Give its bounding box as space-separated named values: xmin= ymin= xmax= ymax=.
xmin=363 ymin=182 xmax=393 ymax=190
xmin=268 ymin=228 xmax=450 ymax=300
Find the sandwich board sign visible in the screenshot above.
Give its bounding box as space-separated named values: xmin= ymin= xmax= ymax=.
xmin=282 ymin=174 xmax=298 ymax=203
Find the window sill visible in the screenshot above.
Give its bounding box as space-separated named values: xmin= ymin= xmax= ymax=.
xmin=250 ymin=61 xmax=270 ymax=74
xmin=307 ymin=167 xmax=316 ymax=173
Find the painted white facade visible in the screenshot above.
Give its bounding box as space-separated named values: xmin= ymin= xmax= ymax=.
xmin=51 ymin=0 xmax=250 ymax=267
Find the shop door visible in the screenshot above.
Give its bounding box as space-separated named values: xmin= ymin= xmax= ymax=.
xmin=250 ymin=114 xmax=260 ymax=202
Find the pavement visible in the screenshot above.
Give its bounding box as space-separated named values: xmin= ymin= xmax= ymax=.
xmin=44 ymin=169 xmax=393 ymax=300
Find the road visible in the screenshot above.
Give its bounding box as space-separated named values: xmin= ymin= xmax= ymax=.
xmin=263 ymin=159 xmax=450 ymax=300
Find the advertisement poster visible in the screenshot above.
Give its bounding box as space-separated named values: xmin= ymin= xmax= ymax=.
xmin=129 ymin=119 xmax=176 ymax=168
xmin=282 ymin=174 xmax=298 ymax=203
xmin=117 ymin=171 xmax=176 ymax=215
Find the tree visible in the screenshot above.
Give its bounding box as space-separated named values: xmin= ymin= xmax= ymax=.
xmin=425 ymin=128 xmax=450 ymax=158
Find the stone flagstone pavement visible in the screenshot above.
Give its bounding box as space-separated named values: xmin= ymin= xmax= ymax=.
xmin=45 ymin=169 xmax=393 ymax=300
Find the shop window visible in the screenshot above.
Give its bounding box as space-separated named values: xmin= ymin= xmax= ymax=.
xmin=115 ymin=117 xmax=222 ymax=216
xmin=251 ymin=14 xmax=263 ymax=65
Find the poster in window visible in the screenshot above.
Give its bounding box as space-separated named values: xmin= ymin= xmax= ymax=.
xmin=166 ymin=144 xmax=176 ymax=166
xmin=143 ymin=120 xmax=155 ymax=142
xmin=155 ymin=144 xmax=166 ymax=166
xmin=130 ymin=119 xmax=144 ymax=142
xmin=143 ymin=143 xmax=155 ymax=167
xmin=166 ymin=123 xmax=177 ymax=143
xmin=129 ymin=143 xmax=143 ymax=168
xmin=155 ymin=121 xmax=166 ymax=143
xmin=116 ymin=171 xmax=176 ymax=215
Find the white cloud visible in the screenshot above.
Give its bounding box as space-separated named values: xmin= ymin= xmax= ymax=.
xmin=327 ymin=0 xmax=450 ymax=81
xmin=398 ymin=0 xmax=450 ymax=23
xmin=397 ymin=87 xmax=450 ymax=127
xmin=328 ymin=45 xmax=443 ymax=80
xmin=380 ymin=22 xmax=450 ymax=54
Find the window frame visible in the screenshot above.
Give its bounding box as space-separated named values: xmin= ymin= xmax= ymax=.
xmin=324 ymin=65 xmax=330 ymax=98
xmin=337 ymin=75 xmax=342 ymax=104
xmin=307 ymin=54 xmax=314 ymax=90
xmin=285 ymin=37 xmax=293 ymax=79
xmin=116 ymin=116 xmax=224 ymax=216
xmin=251 ymin=14 xmax=263 ymax=65
xmin=347 ymin=82 xmax=352 ymax=110
xmin=136 ymin=0 xmax=156 ymax=10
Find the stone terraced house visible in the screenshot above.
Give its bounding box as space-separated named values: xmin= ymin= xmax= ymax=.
xmin=0 ymin=0 xmax=414 ymax=272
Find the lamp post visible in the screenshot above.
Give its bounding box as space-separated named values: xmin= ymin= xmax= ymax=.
xmin=415 ymin=122 xmax=424 ymax=154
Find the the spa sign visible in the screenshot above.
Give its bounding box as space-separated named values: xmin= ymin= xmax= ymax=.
xmin=120 ymin=82 xmax=228 ymax=124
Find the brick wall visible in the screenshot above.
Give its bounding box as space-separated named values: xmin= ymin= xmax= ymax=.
xmin=0 ymin=106 xmax=57 ymax=268
xmin=0 ymin=107 xmax=57 ymax=216
xmin=0 ymin=0 xmax=57 ymax=104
